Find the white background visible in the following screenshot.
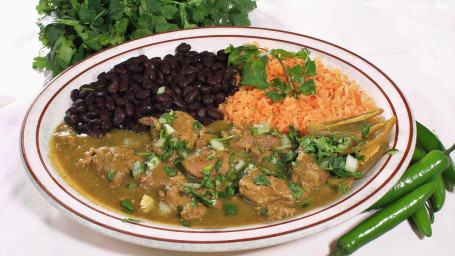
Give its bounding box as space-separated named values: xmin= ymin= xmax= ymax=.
xmin=1 ymin=0 xmax=454 ymax=255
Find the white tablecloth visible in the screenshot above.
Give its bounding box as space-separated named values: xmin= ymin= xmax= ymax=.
xmin=1 ymin=0 xmax=455 ymax=255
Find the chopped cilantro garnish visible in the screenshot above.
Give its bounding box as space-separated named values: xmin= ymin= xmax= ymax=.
xmin=183 ymin=187 xmax=216 ymax=207
xmin=107 ymin=169 xmax=115 ymax=181
xmin=122 ymin=217 xmax=141 ymax=223
xmin=193 ymin=121 xmax=202 ymax=131
xmin=121 ymin=199 xmax=134 ymax=214
xmin=361 ymin=123 xmax=371 ymax=138
xmin=163 ymin=166 xmax=177 ymax=177
xmin=252 ymin=175 xmax=271 ymax=186
xmin=261 ymin=207 xmax=269 ymax=217
xmin=386 ymin=148 xmax=399 ymax=155
xmin=287 ymin=182 xmax=305 ymax=200
xmin=223 ymin=204 xmax=237 ymax=216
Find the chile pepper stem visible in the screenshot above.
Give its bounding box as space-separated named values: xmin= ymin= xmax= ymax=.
xmin=444 ymin=142 xmax=455 ymax=156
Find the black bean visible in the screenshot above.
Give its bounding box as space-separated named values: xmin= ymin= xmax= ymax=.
xmin=228 ymin=77 xmax=237 ymax=88
xmin=141 ymin=105 xmax=154 ymax=115
xmin=100 ymin=109 xmax=111 ymax=121
xmin=95 ymin=98 xmax=105 ymax=108
xmin=197 ymin=108 xmax=207 ymax=118
xmin=184 ymin=89 xmax=198 ymax=104
xmin=199 ymin=86 xmax=211 ymax=95
xmin=114 ymin=64 xmax=127 ymax=75
xmin=215 ymin=92 xmax=226 ymax=104
xmin=206 ymin=108 xmax=223 ymax=120
xmin=76 ymin=105 xmax=87 ymax=113
xmin=94 ymin=89 xmax=107 ymax=98
xmin=112 ymin=108 xmax=126 ymax=127
xmin=105 ymin=97 xmax=115 ymax=111
xmin=78 ymin=88 xmax=89 ymax=98
xmin=202 ymin=94 xmax=214 ymax=106
xmin=89 ymin=128 xmax=104 ymax=138
xmin=211 ymin=84 xmax=221 ymax=94
xmin=118 ymin=80 xmax=129 ymax=93
xmin=155 ymin=94 xmax=171 ymax=103
xmin=211 ymin=62 xmax=224 ymax=71
xmin=181 ymin=66 xmax=198 ymax=75
xmin=179 ymin=74 xmax=195 ymax=88
xmin=70 ymin=89 xmax=79 ymax=101
xmin=101 ymin=121 xmax=113 ymax=131
xmin=125 ymin=103 xmax=135 ymax=117
xmin=135 ymin=89 xmax=148 ymax=100
xmin=183 ymin=86 xmax=194 ymax=96
xmin=176 ymin=43 xmax=191 ymax=53
xmin=159 ymin=62 xmax=171 ymax=74
xmin=87 ymin=111 xmax=99 ymax=119
xmin=85 ymin=93 xmax=95 ymax=106
xmin=107 ymin=83 xmax=118 ymax=94
xmin=165 ymin=74 xmax=173 ymax=84
xmin=115 ymin=98 xmax=127 ymax=107
xmin=188 ymin=102 xmax=200 ymax=110
xmin=171 ymin=96 xmax=186 ymax=109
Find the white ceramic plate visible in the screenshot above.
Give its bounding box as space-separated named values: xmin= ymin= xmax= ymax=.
xmin=21 ymin=27 xmax=415 ymax=252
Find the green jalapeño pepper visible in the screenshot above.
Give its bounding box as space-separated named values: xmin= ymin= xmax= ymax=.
xmin=369 ymin=150 xmax=449 ymax=209
xmin=332 ymin=179 xmax=437 ymax=255
xmin=416 ymin=121 xmax=455 ymax=185
xmin=411 ymin=203 xmax=432 ymax=237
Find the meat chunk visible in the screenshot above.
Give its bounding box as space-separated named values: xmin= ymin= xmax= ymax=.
xmin=239 ymin=166 xmax=295 ymax=205
xmin=137 ymin=164 xmax=171 ymax=189
xmin=172 ymin=111 xmax=199 ymax=149
xmin=250 ymin=134 xmax=281 ymax=157
xmin=262 ymin=202 xmax=297 ymax=220
xmin=160 ymin=173 xmax=207 ymax=220
xmin=181 ymin=148 xmax=231 ymax=178
xmin=79 ymin=146 xmax=142 ymax=188
xmin=291 ymin=150 xmax=328 ymax=192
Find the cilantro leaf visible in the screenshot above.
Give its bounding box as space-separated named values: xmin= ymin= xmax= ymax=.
xmin=107 ymin=169 xmax=115 ymax=181
xmin=287 ymin=182 xmax=305 ymax=200
xmin=252 ymin=175 xmax=271 ymax=186
xmin=121 ymin=199 xmax=134 ymax=214
xmin=223 ymin=204 xmax=237 ymax=216
xmin=361 ymin=124 xmax=371 ymax=138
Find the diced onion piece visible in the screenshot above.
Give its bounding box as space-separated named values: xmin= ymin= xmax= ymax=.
xmin=156 ymin=86 xmax=166 ymax=95
xmin=246 ymin=163 xmax=257 ymax=171
xmin=163 ymin=124 xmax=175 ymax=135
xmin=345 ymin=154 xmax=358 ymax=172
xmin=181 ymin=151 xmax=189 ymax=158
xmin=153 ymin=137 xmax=166 ymax=148
xmin=209 ymin=139 xmax=225 ymax=151
xmin=181 ymin=183 xmax=201 ymax=189
xmin=233 ymin=160 xmax=245 ymax=170
xmin=158 ymin=202 xmax=171 ymax=215
xmin=253 ymin=122 xmax=271 ymax=135
xmin=140 ymin=194 xmax=155 ymax=213
xmin=273 ymin=135 xmax=292 ymax=151
xmin=146 ymin=155 xmax=161 ymax=170
xmin=131 ymin=161 xmax=143 ymax=178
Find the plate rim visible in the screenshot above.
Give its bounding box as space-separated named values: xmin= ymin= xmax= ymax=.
xmin=20 ymin=26 xmax=415 ymax=251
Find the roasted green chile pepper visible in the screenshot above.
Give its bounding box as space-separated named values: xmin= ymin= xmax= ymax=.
xmin=411 ymin=203 xmax=432 ymax=237
xmin=416 ymin=121 xmax=455 ymax=185
xmin=369 ymin=150 xmax=449 ymax=209
xmin=332 ymin=180 xmax=437 ymax=255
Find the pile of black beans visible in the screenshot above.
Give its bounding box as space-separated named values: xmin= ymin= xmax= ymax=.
xmin=64 ymin=43 xmax=240 ymax=137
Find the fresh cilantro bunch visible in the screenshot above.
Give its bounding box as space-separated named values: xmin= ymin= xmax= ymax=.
xmin=225 ymin=44 xmax=317 ymax=102
xmin=33 ymin=0 xmax=257 ymax=77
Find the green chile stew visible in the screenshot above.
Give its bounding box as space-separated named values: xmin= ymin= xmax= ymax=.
xmin=50 ymin=109 xmax=395 ymax=228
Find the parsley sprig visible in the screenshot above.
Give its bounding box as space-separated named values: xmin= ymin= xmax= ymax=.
xmin=225 ymin=44 xmax=317 ymax=102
